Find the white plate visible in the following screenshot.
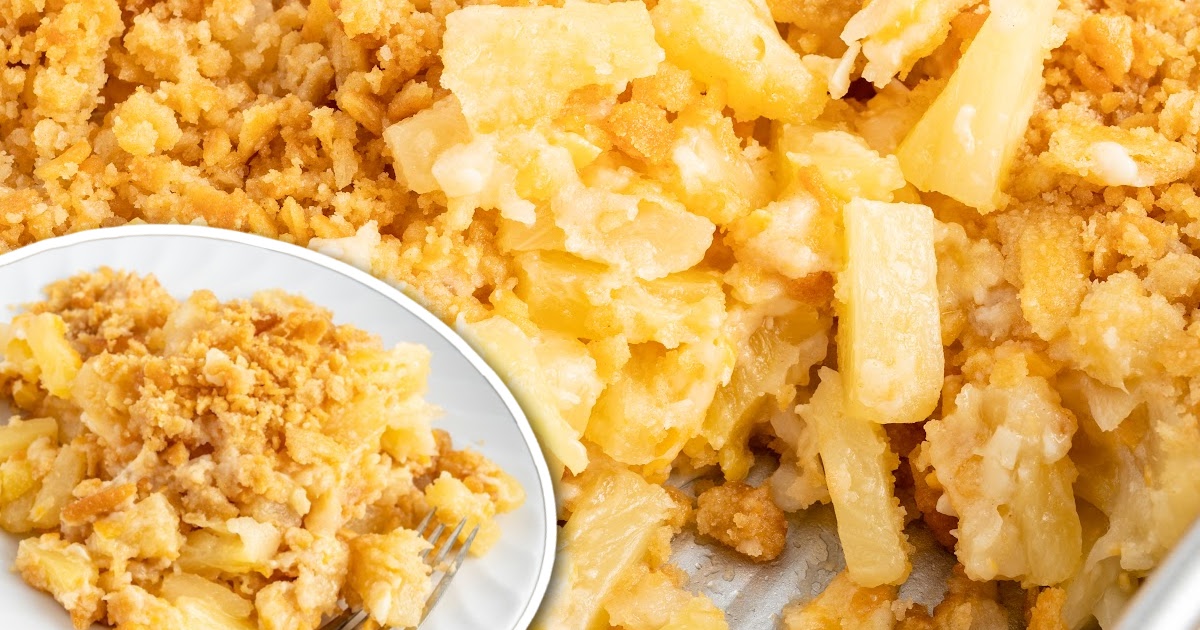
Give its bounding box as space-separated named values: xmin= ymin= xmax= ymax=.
xmin=0 ymin=225 xmax=556 ymax=630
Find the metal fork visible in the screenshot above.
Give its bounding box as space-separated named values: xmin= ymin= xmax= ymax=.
xmin=319 ymin=510 xmax=480 ymax=630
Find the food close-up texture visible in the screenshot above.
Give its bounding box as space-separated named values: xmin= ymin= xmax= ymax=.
xmin=2 ymin=0 xmax=1199 ymax=626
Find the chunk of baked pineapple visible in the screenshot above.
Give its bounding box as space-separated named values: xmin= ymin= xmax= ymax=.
xmin=534 ymin=466 xmax=676 ymax=630
xmin=383 ymin=97 xmax=471 ymax=194
xmin=837 ymin=199 xmax=942 ymax=425
xmin=703 ymin=305 xmax=827 ymax=480
xmin=781 ymin=571 xmax=899 ymax=629
xmin=29 ymin=442 xmax=87 ymax=529
xmin=441 ymin=1 xmax=663 ymax=131
xmin=89 ymin=493 xmax=184 ymax=563
xmin=552 ymin=177 xmax=715 ymax=281
xmin=160 ymin=573 xmax=255 ymax=620
xmin=0 ymin=416 xmax=58 ymax=460
xmin=15 ymin=534 xmax=104 ymax=629
xmin=660 ymin=107 xmax=772 ymax=225
xmin=604 ymin=567 xmax=727 ymax=630
xmin=178 ymin=517 xmax=281 ymax=577
xmin=840 ymin=0 xmax=976 ymax=88
xmin=896 ymin=0 xmax=1060 ymax=211
xmin=346 ymin=529 xmax=433 ymax=628
xmin=775 ymin=126 xmax=907 ymax=203
xmin=651 ymin=0 xmax=825 ymax=122
xmin=1063 ymin=272 xmax=1186 ymax=389
xmin=925 ymin=361 xmax=1082 ymax=585
xmin=457 ymin=315 xmax=589 ymax=475
xmin=3 ymin=313 xmax=81 ymax=399
xmin=425 ymin=472 xmax=500 ymax=555
xmin=801 ymin=369 xmax=910 ymax=587
xmin=586 ymin=339 xmax=732 ymax=471
xmin=514 ymin=250 xmax=726 ymax=348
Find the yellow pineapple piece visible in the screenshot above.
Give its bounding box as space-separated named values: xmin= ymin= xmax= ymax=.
xmin=0 ymin=457 xmax=37 ymax=504
xmin=781 ymin=571 xmax=899 ymax=629
xmin=424 ymin=472 xmax=500 ymax=555
xmin=651 ymin=0 xmax=825 ymax=123
xmin=661 ymin=107 xmax=772 ymax=225
xmin=534 ymin=467 xmax=676 ymax=630
xmin=775 ymin=126 xmax=907 ymax=202
xmin=552 ymin=177 xmax=715 ymax=281
xmin=90 ymin=493 xmax=185 ymax=562
xmin=703 ymin=306 xmax=828 ymax=480
xmin=21 ymin=313 xmax=83 ymax=399
xmin=383 ymin=97 xmax=472 ymax=194
xmin=837 ymin=199 xmax=942 ymax=425
xmin=840 ymin=0 xmax=977 ymax=88
xmin=29 ymin=443 xmax=87 ymax=529
xmin=514 ymin=251 xmax=726 ymax=348
xmin=442 ymin=1 xmax=663 ymax=131
xmin=801 ymin=369 xmax=910 ymax=587
xmin=604 ymin=567 xmax=727 ymax=630
xmin=346 ymin=529 xmax=433 ymax=628
xmin=0 ymin=417 xmax=57 ymax=461
xmin=586 ymin=339 xmax=731 ymax=470
xmin=160 ymin=573 xmax=254 ymax=620
xmin=15 ymin=534 xmax=104 ymax=629
xmin=175 ymin=597 xmax=257 ymax=630
xmin=896 ymin=0 xmax=1060 ymax=211
xmin=458 ymin=315 xmax=589 ymax=475
xmin=727 ymin=192 xmax=840 ymax=281
xmin=925 ymin=359 xmax=1082 ymax=585
xmin=178 ymin=517 xmax=281 ymax=576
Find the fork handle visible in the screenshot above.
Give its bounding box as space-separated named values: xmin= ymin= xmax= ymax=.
xmin=1114 ymin=515 xmax=1200 ymax=630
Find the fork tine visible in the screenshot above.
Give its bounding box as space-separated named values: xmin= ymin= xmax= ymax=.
xmin=415 ymin=508 xmax=436 ymax=535
xmin=420 ymin=525 xmax=480 ymax=622
xmin=429 ymin=518 xmax=468 ymax=567
xmin=421 ymin=521 xmax=447 ymax=561
xmin=317 ymin=609 xmax=364 ymax=630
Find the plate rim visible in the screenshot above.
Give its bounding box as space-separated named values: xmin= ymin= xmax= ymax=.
xmin=0 ymin=224 xmax=557 ymax=630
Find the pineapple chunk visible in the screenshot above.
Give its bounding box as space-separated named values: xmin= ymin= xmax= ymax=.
xmin=383 ymin=97 xmax=471 ymax=194
xmin=514 ymin=250 xmax=726 ymax=348
xmin=178 ymin=517 xmax=281 ymax=576
xmin=727 ymin=192 xmax=840 ymax=281
xmin=0 ymin=457 xmax=37 ymax=504
xmin=651 ymin=0 xmax=825 ymax=123
xmin=896 ymin=0 xmax=1060 ymax=211
xmin=776 ymin=126 xmax=907 ymax=203
xmin=781 ymin=571 xmax=899 ymax=629
xmin=840 ymin=0 xmax=976 ymax=88
xmin=441 ymin=1 xmax=663 ymax=131
xmin=0 ymin=417 xmax=58 ymax=460
xmin=29 ymin=443 xmax=87 ymax=529
xmin=586 ymin=339 xmax=731 ymax=470
xmin=15 ymin=534 xmax=104 ymax=629
xmin=346 ymin=529 xmax=433 ymax=628
xmin=90 ymin=493 xmax=185 ymax=561
xmin=604 ymin=567 xmax=727 ymax=630
xmin=703 ymin=306 xmax=827 ymax=480
xmin=160 ymin=573 xmax=254 ymax=619
xmin=925 ymin=361 xmax=1082 ymax=585
xmin=20 ymin=313 xmax=82 ymax=399
xmin=174 ymin=597 xmax=257 ymax=630
xmin=661 ymin=109 xmax=772 ymax=225
xmin=533 ymin=467 xmax=676 ymax=630
xmin=837 ymin=199 xmax=942 ymax=425
xmin=801 ymin=369 xmax=910 ymax=587
xmin=424 ymin=472 xmax=501 ymax=555
xmin=457 ymin=315 xmax=589 ymax=475
xmin=552 ymin=179 xmax=715 ymax=281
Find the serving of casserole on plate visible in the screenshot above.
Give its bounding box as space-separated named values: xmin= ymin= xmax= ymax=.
xmin=3 ymin=0 xmax=1200 ymax=626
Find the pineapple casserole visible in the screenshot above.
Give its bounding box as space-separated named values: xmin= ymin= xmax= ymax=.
xmin=3 ymin=0 xmax=1200 ymax=625
xmin=0 ymin=269 xmax=523 ymax=629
